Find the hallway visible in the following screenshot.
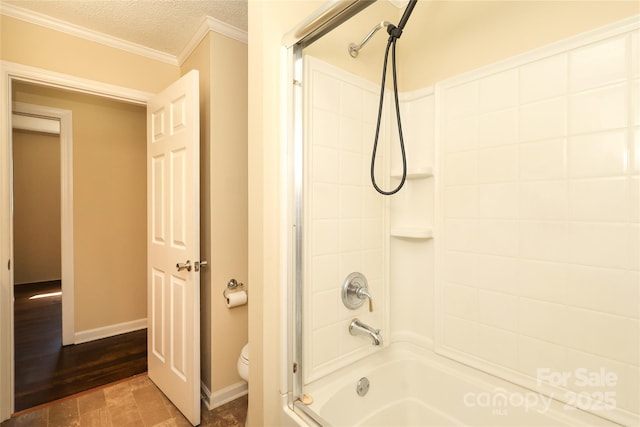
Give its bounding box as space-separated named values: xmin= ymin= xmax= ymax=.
xmin=14 ymin=281 xmax=147 ymax=411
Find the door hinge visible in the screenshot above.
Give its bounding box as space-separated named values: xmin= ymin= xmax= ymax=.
xmin=7 ymin=259 xmax=10 ymax=270
xmin=293 ymin=362 xmax=298 ymax=374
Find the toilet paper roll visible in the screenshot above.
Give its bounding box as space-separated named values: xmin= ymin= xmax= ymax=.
xmin=226 ymin=290 xmax=247 ymax=308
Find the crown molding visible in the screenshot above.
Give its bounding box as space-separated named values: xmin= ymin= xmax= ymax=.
xmin=205 ymin=15 xmax=248 ymax=45
xmin=1 ymin=2 xmax=179 ymax=66
xmin=1 ymin=3 xmax=248 ymax=69
xmin=178 ymin=15 xmax=248 ymax=66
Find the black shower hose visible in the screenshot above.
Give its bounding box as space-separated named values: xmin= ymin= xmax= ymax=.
xmin=370 ymin=36 xmax=407 ymax=196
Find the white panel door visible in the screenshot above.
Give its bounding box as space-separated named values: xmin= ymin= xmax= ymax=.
xmin=147 ymin=69 xmax=200 ymax=426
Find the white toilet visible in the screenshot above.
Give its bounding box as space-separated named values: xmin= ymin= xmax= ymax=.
xmin=237 ymin=343 xmax=249 ymax=381
xmin=237 ymin=343 xmax=249 ymax=426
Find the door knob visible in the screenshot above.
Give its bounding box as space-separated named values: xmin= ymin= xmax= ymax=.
xmin=176 ymin=260 xmax=192 ymax=272
xmin=195 ymin=260 xmax=208 ymax=272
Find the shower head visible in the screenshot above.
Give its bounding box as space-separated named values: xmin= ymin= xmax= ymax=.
xmin=348 ymin=21 xmax=392 ymax=58
xmin=347 ymin=0 xmax=418 ymax=57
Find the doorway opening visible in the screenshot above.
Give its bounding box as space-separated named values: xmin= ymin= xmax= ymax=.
xmin=10 ymin=81 xmax=148 ymax=412
xmin=12 ymin=114 xmax=62 ymax=411
xmin=12 ymin=101 xmax=73 ymax=347
xmin=2 ymin=63 xmax=203 ymax=425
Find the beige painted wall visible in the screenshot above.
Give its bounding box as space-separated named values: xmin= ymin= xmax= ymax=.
xmin=248 ymin=1 xmax=324 ymax=425
xmin=0 ymin=15 xmax=179 ymax=93
xmin=181 ymin=31 xmax=248 ymax=399
xmin=301 ymin=1 xmax=640 ymax=90
xmin=12 ymin=130 xmax=61 ymax=285
xmin=13 ymin=82 xmax=147 ymax=332
xmin=247 ymin=1 xmax=639 ymax=426
xmin=208 ymin=31 xmax=248 ymax=395
xmin=400 ymin=1 xmax=640 ymax=90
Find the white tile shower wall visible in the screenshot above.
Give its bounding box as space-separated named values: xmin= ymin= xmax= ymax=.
xmin=437 ymin=22 xmax=640 ymax=424
xmin=304 ymin=56 xmax=388 ymax=383
xmin=388 ymin=89 xmax=436 ymax=346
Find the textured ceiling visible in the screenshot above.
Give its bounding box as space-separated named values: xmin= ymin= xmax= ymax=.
xmin=2 ymin=0 xmax=247 ymax=56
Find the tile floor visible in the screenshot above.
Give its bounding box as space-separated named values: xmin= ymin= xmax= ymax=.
xmin=1 ymin=374 xmax=247 ymax=427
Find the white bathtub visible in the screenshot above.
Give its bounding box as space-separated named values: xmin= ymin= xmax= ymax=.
xmin=293 ymin=343 xmax=619 ymax=427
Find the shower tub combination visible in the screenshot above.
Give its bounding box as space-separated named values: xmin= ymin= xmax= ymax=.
xmin=282 ymin=1 xmax=640 ymax=426
xmin=297 ymin=343 xmax=617 ymax=426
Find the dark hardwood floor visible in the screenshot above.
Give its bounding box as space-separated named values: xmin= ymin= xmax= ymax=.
xmin=14 ymin=280 xmax=147 ymax=412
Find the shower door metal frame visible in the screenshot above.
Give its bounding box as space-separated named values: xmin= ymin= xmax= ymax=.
xmin=282 ymin=1 xmax=376 ymax=423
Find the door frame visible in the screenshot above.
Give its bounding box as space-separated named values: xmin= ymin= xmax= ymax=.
xmin=12 ymin=101 xmax=74 ymax=346
xmin=0 ymin=60 xmax=152 ymax=421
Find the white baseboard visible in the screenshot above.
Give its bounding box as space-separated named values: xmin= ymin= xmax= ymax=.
xmin=14 ymin=278 xmax=61 ymax=286
xmin=201 ymin=380 xmax=248 ymax=411
xmin=201 ymin=382 xmax=210 ymax=409
xmin=74 ymin=318 xmax=147 ymax=344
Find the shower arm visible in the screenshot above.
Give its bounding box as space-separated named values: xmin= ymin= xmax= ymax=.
xmin=348 ymin=21 xmax=392 ymax=58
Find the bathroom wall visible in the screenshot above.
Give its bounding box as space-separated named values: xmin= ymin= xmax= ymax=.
xmin=388 ymin=89 xmax=435 ymax=346
xmin=400 ymin=1 xmax=640 ymax=90
xmin=437 ymin=21 xmax=639 ymax=423
xmin=247 ymin=1 xmax=327 ymax=424
xmin=180 ymin=30 xmax=249 ymax=406
xmin=208 ymin=31 xmax=248 ymax=399
xmin=12 ymin=130 xmax=61 ymax=285
xmin=303 ymin=56 xmax=387 ymax=382
xmin=303 ymin=53 xmax=439 ymax=377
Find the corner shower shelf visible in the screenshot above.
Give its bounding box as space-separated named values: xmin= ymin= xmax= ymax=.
xmin=390 ymin=166 xmax=433 ymax=180
xmin=390 ymin=227 xmax=433 ymax=239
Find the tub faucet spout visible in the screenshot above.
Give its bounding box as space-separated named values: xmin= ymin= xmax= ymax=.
xmin=349 ymin=318 xmax=383 ymax=346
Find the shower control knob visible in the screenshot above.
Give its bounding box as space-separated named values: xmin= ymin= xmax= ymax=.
xmin=342 ymin=272 xmax=373 ymax=311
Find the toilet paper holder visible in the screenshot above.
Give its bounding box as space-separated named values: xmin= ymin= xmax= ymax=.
xmin=223 ymin=278 xmax=247 ymax=299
